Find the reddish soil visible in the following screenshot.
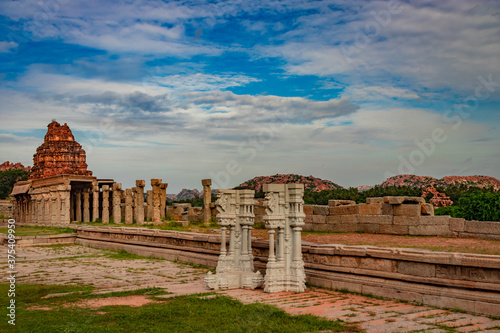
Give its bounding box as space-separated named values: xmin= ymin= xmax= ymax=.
xmin=249 ymin=229 xmax=500 ymax=255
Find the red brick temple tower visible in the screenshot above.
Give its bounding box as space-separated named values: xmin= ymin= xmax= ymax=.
xmin=29 ymin=121 xmax=93 ymax=180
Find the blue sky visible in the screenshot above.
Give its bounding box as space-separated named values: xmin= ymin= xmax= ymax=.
xmin=1 ymin=0 xmax=499 ymax=192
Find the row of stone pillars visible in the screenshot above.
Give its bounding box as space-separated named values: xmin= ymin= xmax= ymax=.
xmin=205 ymin=184 xmax=306 ymax=293
xmin=71 ymin=179 xmax=168 ymax=224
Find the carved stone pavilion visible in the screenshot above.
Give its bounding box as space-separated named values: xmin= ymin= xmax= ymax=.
xmin=10 ymin=121 xmax=115 ymax=224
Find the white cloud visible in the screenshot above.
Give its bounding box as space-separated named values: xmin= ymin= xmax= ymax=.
xmin=0 ymin=41 xmax=18 ymax=53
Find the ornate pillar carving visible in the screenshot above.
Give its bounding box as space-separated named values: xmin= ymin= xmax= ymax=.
xmin=205 ymin=189 xmax=263 ymax=290
xmin=82 ymin=188 xmax=90 ymax=223
xmin=151 ymin=179 xmax=161 ymax=224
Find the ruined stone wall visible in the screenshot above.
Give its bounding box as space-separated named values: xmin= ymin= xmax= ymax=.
xmin=0 ymin=200 xmax=13 ymax=218
xmin=253 ymin=196 xmax=500 ymax=240
xmin=73 ymin=226 xmax=500 ymax=316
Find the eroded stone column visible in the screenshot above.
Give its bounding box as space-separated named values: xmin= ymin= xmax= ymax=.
xmin=125 ymin=188 xmax=133 ymax=225
xmin=75 ymin=189 xmax=82 ymax=222
xmin=160 ymin=183 xmax=168 ymax=219
xmin=135 ymin=180 xmax=145 ymax=224
xmin=112 ymin=183 xmax=122 ymax=224
xmin=202 ymin=179 xmax=212 ymax=225
xmin=102 ymin=185 xmax=110 ymax=224
xmin=151 ymin=179 xmax=161 ymax=224
xmin=82 ymin=188 xmax=90 ymax=223
xmin=146 ymin=190 xmax=153 ymax=221
xmin=92 ymin=180 xmax=100 ymax=222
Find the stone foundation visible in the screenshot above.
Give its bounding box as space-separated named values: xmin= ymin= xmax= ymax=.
xmin=71 ymin=226 xmax=500 ymax=316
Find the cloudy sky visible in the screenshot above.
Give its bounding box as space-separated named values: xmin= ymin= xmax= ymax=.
xmin=1 ymin=0 xmax=499 ymax=192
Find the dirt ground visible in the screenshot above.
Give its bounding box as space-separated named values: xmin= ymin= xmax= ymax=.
xmin=186 ymin=227 xmax=500 ymax=256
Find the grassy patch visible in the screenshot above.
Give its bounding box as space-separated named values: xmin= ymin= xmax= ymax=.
xmin=0 ymin=284 xmax=359 ymax=333
xmin=104 ymin=249 xmax=163 ymax=260
xmin=0 ymin=226 xmax=75 ymax=236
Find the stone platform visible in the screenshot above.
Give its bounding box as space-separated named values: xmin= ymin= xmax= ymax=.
xmin=8 ymin=244 xmax=500 ymax=333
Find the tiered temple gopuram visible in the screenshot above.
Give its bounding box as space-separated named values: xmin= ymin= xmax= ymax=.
xmin=10 ymin=121 xmax=115 ymax=224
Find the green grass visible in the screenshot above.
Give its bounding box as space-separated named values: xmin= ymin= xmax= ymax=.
xmin=0 ymin=284 xmax=359 ymax=332
xmin=105 ymin=249 xmax=164 ymax=260
xmin=0 ymin=226 xmax=75 ymax=236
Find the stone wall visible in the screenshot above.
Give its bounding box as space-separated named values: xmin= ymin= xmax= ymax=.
xmin=256 ymin=197 xmax=500 ymax=240
xmin=0 ymin=200 xmax=12 ymax=218
xmin=73 ymin=226 xmax=500 ymax=316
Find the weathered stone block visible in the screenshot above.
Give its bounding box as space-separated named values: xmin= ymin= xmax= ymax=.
xmin=313 ymin=205 xmax=329 ymax=216
xmin=379 ymin=224 xmax=409 ymax=235
xmin=325 ymin=215 xmax=341 ymax=224
xmin=303 ymin=205 xmax=314 ymax=216
xmin=419 ymin=215 xmax=450 ymax=225
xmin=393 ymin=204 xmax=421 ymax=217
xmin=384 ymin=196 xmax=425 ymax=204
xmin=409 ymin=224 xmax=452 ymax=236
xmin=328 ymin=199 xmax=356 ymax=207
xmin=340 ymin=214 xmax=360 ymax=223
xmin=340 ymin=257 xmax=359 ymax=268
xmin=393 ymin=216 xmax=420 ymax=225
xmin=366 ymin=197 xmax=384 ymax=204
xmin=358 ymin=223 xmax=380 ymax=233
xmin=304 ymin=215 xmax=313 ymax=224
xmin=358 ymin=215 xmax=393 ymax=225
xmin=330 ymin=205 xmax=360 ymax=215
xmin=326 ymin=223 xmax=360 ymax=233
xmin=398 ymin=261 xmax=435 ymax=277
xmin=465 ymin=220 xmax=500 ymax=235
xmin=420 ymin=203 xmax=434 ymax=216
xmin=358 ymin=258 xmax=394 ymax=272
xmin=312 ymin=215 xmax=326 ymax=224
xmin=359 ymin=203 xmax=382 ymax=215
xmin=449 ymin=218 xmax=465 ymax=232
xmin=382 ymin=203 xmax=393 ymax=215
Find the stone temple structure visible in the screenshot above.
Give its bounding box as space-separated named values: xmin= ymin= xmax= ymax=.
xmin=10 ymin=121 xmax=114 ymax=224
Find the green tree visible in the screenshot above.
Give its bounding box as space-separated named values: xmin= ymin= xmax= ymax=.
xmin=0 ymin=169 xmax=29 ymax=199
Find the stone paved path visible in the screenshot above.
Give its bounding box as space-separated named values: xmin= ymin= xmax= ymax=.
xmin=3 ymin=244 xmax=500 ymax=332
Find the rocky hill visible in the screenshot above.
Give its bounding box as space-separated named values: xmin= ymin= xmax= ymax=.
xmin=235 ymin=174 xmax=344 ymax=192
xmin=0 ymin=161 xmax=31 ymax=172
xmin=381 ymin=174 xmax=500 ymax=190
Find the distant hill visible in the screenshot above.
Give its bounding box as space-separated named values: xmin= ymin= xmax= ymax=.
xmin=380 ymin=174 xmax=500 ymax=190
xmin=235 ymin=174 xmax=344 ymax=192
xmin=0 ymin=161 xmax=31 ymax=172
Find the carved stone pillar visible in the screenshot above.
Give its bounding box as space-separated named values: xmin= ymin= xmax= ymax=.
xmin=135 ymin=180 xmax=145 ymax=224
xmin=205 ymin=189 xmax=263 ymax=290
xmin=202 ymin=179 xmax=212 ymax=225
xmin=58 ymin=185 xmax=71 ymax=224
xmin=125 ymin=188 xmax=133 ymax=224
xmin=50 ymin=187 xmax=58 ymax=224
xmin=92 ymin=180 xmax=100 ymax=222
xmin=102 ymin=185 xmax=110 ymax=223
xmin=83 ymin=188 xmax=90 ymax=223
xmin=160 ymin=183 xmax=168 ymax=219
xmin=75 ymin=189 xmax=82 ymax=222
xmin=43 ymin=190 xmax=50 ymax=224
xmin=263 ymin=184 xmax=306 ymax=293
xmin=151 ymin=179 xmax=161 ymax=224
xmin=112 ymin=183 xmax=122 ymax=224
xmin=146 ymin=190 xmax=153 ymax=221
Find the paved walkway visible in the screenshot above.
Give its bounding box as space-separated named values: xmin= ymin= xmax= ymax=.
xmin=5 ymin=244 xmax=500 ymax=333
